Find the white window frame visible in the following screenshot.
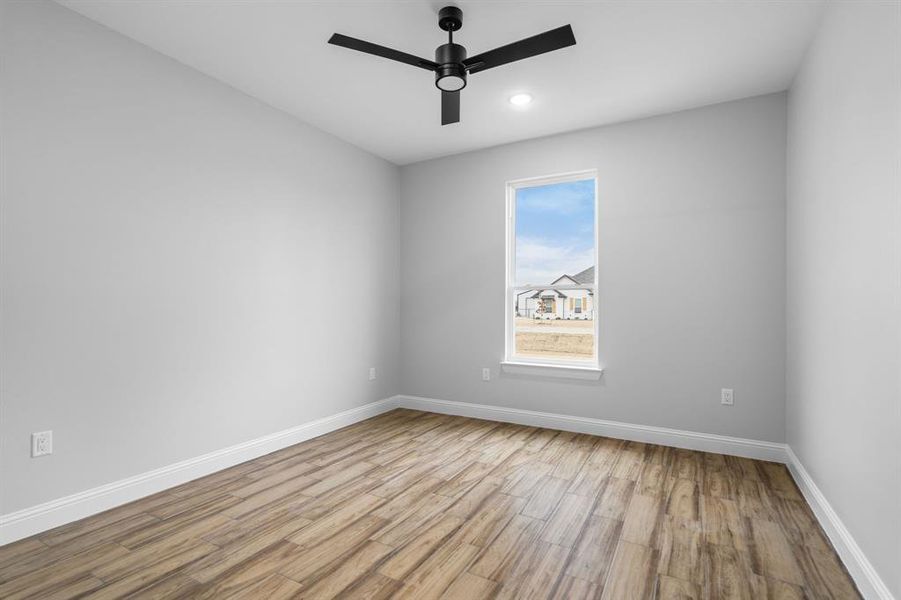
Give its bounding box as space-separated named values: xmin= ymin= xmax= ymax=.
xmin=503 ymin=169 xmax=602 ymax=377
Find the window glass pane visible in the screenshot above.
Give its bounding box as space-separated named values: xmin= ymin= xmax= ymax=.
xmin=511 ymin=176 xmax=596 ymax=363
xmin=515 ymin=178 xmax=595 ymax=287
xmin=513 ymin=292 xmax=595 ymax=361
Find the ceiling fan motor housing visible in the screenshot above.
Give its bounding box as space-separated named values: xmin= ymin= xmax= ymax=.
xmin=434 ymin=43 xmax=467 ymax=91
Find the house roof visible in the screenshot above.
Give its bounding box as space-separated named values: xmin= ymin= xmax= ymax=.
xmin=549 ymin=266 xmax=594 ymax=285
xmin=571 ymin=266 xmax=595 ymax=284
xmin=550 ymin=274 xmax=579 ymax=285
xmin=530 ymin=290 xmax=567 ymax=299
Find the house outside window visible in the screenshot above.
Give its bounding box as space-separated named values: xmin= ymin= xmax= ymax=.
xmin=505 ymin=170 xmax=599 ymax=369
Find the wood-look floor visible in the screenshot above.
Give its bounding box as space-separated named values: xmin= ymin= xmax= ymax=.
xmin=0 ymin=409 xmax=860 ymax=599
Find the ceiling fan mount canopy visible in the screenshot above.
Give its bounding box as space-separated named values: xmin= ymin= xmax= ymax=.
xmin=328 ymin=5 xmax=576 ymax=125
xmin=437 ymin=6 xmax=463 ymax=32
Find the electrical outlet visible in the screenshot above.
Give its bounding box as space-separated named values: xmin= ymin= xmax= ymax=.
xmin=721 ymin=388 xmax=734 ymax=406
xmin=369 ymin=367 xmax=377 ymax=381
xmin=32 ymin=431 xmax=53 ymax=457
xmin=482 ymin=368 xmax=491 ymax=381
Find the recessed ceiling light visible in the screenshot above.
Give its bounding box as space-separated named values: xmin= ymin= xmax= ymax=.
xmin=509 ymin=93 xmax=533 ymax=106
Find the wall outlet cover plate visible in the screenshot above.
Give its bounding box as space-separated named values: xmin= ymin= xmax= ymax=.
xmin=32 ymin=431 xmax=53 ymax=457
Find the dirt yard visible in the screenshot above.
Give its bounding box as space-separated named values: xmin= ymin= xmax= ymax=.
xmin=514 ymin=318 xmax=594 ymax=359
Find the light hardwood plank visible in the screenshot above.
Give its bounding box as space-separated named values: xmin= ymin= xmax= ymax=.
xmin=0 ymin=409 xmax=860 ymax=600
xmin=600 ymin=541 xmax=658 ymax=600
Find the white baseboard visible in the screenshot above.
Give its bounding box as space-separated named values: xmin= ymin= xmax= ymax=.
xmin=0 ymin=397 xmax=398 ymax=546
xmin=785 ymin=447 xmax=895 ymax=600
xmin=395 ymin=394 xmax=788 ymax=462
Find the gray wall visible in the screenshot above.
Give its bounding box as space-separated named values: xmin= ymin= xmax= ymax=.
xmin=0 ymin=0 xmax=400 ymax=514
xmin=400 ymin=94 xmax=787 ymax=443
xmin=786 ymin=1 xmax=901 ymax=596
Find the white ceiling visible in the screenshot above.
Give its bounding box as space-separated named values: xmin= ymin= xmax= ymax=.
xmin=57 ymin=1 xmax=824 ymax=165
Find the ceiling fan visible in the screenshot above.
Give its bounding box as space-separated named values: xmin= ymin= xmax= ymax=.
xmin=328 ymin=6 xmax=576 ymax=125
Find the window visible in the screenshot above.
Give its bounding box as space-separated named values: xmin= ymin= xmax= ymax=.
xmin=541 ymin=296 xmax=556 ymax=314
xmin=505 ymin=170 xmax=599 ymax=371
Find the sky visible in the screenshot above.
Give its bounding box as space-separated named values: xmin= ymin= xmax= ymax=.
xmin=515 ymin=178 xmax=595 ymax=285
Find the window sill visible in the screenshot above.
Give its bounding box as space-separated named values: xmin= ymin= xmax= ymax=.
xmin=500 ymin=361 xmax=604 ymax=381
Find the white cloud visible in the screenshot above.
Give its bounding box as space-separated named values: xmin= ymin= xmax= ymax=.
xmin=516 ymin=237 xmax=594 ymax=285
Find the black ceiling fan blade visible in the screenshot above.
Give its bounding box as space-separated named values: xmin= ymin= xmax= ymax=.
xmin=463 ymin=25 xmax=576 ymax=74
xmin=328 ymin=33 xmax=439 ymax=71
xmin=441 ymin=91 xmax=460 ymax=125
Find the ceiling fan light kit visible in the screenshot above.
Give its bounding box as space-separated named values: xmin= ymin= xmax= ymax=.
xmin=328 ymin=5 xmax=576 ymax=125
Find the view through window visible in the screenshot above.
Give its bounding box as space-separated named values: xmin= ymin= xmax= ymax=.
xmin=506 ymin=172 xmax=598 ymax=366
